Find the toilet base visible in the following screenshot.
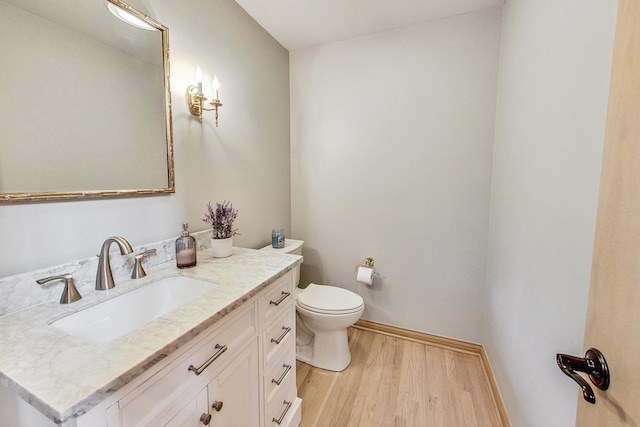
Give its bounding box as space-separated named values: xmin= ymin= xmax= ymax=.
xmin=296 ymin=327 xmax=352 ymax=372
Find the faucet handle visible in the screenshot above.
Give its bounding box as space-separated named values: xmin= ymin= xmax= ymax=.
xmin=131 ymin=249 xmax=157 ymax=279
xmin=36 ymin=273 xmax=82 ymax=304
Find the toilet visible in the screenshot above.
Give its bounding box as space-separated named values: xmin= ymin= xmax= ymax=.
xmin=260 ymin=239 xmax=364 ymax=372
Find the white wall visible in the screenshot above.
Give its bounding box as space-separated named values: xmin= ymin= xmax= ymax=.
xmin=291 ymin=7 xmax=502 ymax=343
xmin=0 ymin=0 xmax=290 ymax=278
xmin=484 ymin=1 xmax=618 ymax=425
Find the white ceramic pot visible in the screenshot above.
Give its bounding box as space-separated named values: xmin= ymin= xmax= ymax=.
xmin=211 ymin=237 xmax=233 ymax=258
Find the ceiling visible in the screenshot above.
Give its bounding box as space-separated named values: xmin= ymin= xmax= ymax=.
xmin=234 ymin=0 xmax=504 ymax=51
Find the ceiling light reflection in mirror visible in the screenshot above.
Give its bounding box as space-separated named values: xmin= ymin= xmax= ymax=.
xmin=106 ymin=1 xmax=154 ymax=31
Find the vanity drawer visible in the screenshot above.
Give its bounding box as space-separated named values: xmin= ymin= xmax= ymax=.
xmin=116 ymin=304 xmax=256 ymax=426
xmin=260 ymin=273 xmax=293 ymax=325
xmin=263 ymin=307 xmax=295 ymax=368
xmin=266 ymin=375 xmax=297 ymax=427
xmin=264 ymin=340 xmax=295 ymax=403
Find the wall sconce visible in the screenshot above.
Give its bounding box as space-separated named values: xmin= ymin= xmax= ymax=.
xmin=186 ymin=65 xmax=223 ymax=126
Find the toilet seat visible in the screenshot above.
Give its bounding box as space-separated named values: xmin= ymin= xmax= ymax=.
xmin=297 ymin=284 xmax=364 ymax=315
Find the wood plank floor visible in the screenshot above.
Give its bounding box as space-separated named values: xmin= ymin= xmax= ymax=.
xmin=296 ymin=327 xmax=502 ymax=427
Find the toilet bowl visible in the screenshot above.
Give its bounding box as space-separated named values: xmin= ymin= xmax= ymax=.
xmin=259 ymin=239 xmax=365 ymax=372
xmin=295 ymin=284 xmax=364 ymax=372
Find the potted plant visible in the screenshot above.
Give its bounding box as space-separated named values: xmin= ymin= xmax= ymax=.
xmin=203 ymin=200 xmax=239 ymax=258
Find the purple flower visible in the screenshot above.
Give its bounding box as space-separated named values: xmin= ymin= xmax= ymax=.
xmin=203 ymin=201 xmax=239 ymax=239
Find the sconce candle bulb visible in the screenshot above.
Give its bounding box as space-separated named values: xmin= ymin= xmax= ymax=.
xmin=212 ymin=75 xmax=220 ymax=100
xmin=186 ymin=66 xmax=223 ymax=126
xmin=195 ymin=65 xmax=203 ymax=95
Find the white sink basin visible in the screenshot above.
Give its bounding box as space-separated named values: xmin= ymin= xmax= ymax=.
xmin=52 ymin=276 xmax=218 ymax=344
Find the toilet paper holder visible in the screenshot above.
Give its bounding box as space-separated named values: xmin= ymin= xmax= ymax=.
xmin=355 ymin=257 xmax=379 ymax=277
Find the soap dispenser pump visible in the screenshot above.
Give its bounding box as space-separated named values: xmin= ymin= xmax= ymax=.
xmin=176 ymin=222 xmax=197 ymax=268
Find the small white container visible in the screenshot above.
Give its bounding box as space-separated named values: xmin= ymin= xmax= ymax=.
xmin=211 ymin=237 xmax=233 ymax=258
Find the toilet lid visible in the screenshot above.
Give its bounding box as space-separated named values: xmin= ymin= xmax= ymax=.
xmin=297 ymin=284 xmax=364 ymax=315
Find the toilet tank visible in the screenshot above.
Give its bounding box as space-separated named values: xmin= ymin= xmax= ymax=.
xmin=260 ymin=239 xmax=303 ymax=286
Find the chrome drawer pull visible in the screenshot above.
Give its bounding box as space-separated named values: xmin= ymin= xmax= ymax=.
xmin=270 ymin=327 xmax=291 ymax=345
xmin=188 ymin=344 xmax=228 ymax=376
xmin=271 ymin=364 xmax=292 ymax=386
xmin=272 ymin=400 xmax=292 ymax=425
xmin=269 ymin=291 xmax=291 ymax=306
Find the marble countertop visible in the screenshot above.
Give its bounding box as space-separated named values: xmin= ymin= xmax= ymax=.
xmin=0 ymin=247 xmax=302 ymax=425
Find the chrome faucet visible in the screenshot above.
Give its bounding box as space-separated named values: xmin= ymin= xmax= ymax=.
xmin=96 ymin=236 xmax=133 ymax=290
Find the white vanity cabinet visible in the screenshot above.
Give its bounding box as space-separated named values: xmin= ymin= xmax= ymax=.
xmin=103 ymin=303 xmax=259 ymax=427
xmin=162 ymin=387 xmax=208 ymax=427
xmin=0 ymin=248 xmax=303 ymax=427
xmin=164 ymin=342 xmax=259 ymax=427
xmin=259 ymin=273 xmax=300 ymax=427
xmin=203 ymin=340 xmax=259 ymax=427
xmin=83 ymin=269 xmax=300 ymax=427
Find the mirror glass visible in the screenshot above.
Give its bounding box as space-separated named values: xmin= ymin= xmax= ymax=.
xmin=0 ymin=0 xmax=174 ymax=202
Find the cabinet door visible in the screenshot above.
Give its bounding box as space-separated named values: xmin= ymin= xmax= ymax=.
xmin=164 ymin=387 xmax=208 ymax=427
xmin=206 ymin=340 xmax=259 ymax=427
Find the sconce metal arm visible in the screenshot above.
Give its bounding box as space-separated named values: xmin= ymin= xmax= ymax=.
xmin=186 ymin=85 xmax=222 ymax=126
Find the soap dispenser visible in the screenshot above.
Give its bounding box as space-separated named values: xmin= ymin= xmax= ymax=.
xmin=176 ymin=222 xmax=197 ymax=268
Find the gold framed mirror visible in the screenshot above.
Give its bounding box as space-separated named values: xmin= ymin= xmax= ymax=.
xmin=0 ymin=0 xmax=174 ymax=202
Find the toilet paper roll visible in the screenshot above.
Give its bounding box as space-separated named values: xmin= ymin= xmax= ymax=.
xmin=356 ymin=266 xmax=375 ymax=286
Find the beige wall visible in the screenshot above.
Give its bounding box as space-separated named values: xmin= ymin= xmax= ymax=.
xmin=0 ymin=0 xmax=291 ymax=277
xmin=290 ymin=7 xmax=502 ymax=343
